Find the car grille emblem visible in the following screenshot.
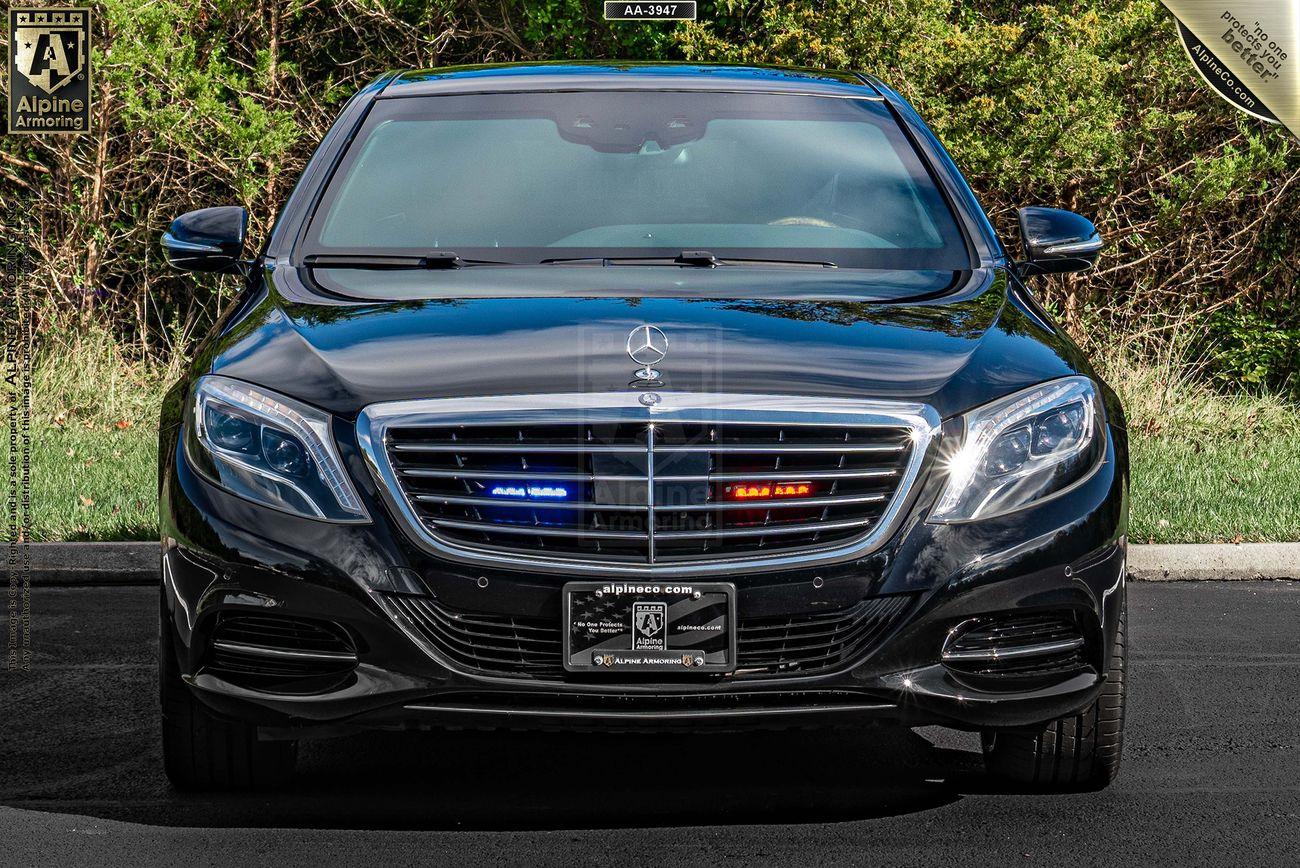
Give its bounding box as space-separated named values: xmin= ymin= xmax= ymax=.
xmin=626 ymin=325 xmax=668 ymax=381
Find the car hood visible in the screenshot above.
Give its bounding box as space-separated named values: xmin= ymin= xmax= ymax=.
xmin=208 ymin=265 xmax=1085 ymax=419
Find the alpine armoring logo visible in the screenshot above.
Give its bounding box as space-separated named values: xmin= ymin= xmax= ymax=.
xmin=7 ymin=7 xmax=92 ymax=135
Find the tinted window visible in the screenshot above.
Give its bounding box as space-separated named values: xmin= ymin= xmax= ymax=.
xmin=304 ymin=91 xmax=969 ymax=269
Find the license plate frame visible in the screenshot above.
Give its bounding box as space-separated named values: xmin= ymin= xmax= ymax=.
xmin=562 ymin=581 xmax=737 ymax=674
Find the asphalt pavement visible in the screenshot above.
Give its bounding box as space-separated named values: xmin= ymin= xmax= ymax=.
xmin=1 ymin=581 xmax=1297 ymax=865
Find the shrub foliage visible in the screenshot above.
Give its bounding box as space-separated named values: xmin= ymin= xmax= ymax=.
xmin=1 ymin=1 xmax=1297 ymax=391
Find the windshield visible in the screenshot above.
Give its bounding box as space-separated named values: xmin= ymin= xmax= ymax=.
xmin=302 ymin=91 xmax=970 ymax=269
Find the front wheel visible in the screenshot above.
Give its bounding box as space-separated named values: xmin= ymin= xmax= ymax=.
xmin=159 ymin=601 xmax=297 ymax=790
xmin=981 ymin=600 xmax=1126 ymax=790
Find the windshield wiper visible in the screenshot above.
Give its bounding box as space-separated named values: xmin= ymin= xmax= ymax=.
xmin=303 ymin=252 xmax=512 ymax=270
xmin=540 ymin=250 xmax=837 ymax=268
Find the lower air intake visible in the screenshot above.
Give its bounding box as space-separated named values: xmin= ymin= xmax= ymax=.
xmin=382 ymin=593 xmax=914 ymax=681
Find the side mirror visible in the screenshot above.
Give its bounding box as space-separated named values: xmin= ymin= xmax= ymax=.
xmin=1015 ymin=206 xmax=1103 ymax=276
xmin=161 ymin=206 xmax=248 ymax=274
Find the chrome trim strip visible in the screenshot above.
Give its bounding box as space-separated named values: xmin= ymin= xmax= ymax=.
xmin=211 ymin=640 xmax=358 ymax=662
xmin=355 ymin=391 xmax=939 ymax=577
xmin=401 ymin=702 xmax=897 ymax=721
xmin=1042 ymin=237 xmax=1104 ymax=256
xmin=940 ymin=637 xmax=1084 ymax=662
xmin=645 ymin=421 xmax=657 ymax=563
xmin=161 ymin=231 xmax=223 ymax=254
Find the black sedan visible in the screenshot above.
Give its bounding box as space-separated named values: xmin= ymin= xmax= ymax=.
xmin=158 ymin=63 xmax=1127 ymax=791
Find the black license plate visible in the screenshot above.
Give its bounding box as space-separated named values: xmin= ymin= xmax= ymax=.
xmin=563 ymin=581 xmax=736 ymax=673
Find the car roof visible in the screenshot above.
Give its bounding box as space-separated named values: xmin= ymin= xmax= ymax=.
xmin=380 ymin=62 xmax=883 ymax=99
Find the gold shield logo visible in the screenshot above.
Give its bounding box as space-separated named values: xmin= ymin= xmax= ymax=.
xmin=13 ymin=10 xmax=86 ymax=95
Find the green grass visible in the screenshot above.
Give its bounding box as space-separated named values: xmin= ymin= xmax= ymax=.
xmin=1129 ymin=433 xmax=1300 ymax=543
xmin=7 ymin=331 xmax=1300 ymax=543
xmin=1108 ymin=358 xmax=1300 ymax=544
xmin=7 ymin=329 xmax=176 ymax=542
xmin=27 ymin=424 xmax=158 ymax=541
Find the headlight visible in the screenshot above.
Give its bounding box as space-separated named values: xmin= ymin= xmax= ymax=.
xmin=929 ymin=376 xmax=1104 ymax=523
xmin=186 ymin=375 xmax=367 ymax=522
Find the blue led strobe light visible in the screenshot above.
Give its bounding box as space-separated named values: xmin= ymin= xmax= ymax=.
xmin=488 ymin=484 xmax=572 ymax=500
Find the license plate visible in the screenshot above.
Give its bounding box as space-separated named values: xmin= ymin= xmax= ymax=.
xmin=562 ymin=581 xmax=736 ymax=673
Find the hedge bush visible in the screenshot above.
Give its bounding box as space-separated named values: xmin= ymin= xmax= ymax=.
xmin=1 ymin=1 xmax=1297 ymax=392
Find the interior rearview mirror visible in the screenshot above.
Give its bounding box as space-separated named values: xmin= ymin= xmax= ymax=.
xmin=1016 ymin=206 xmax=1103 ymax=276
xmin=161 ymin=206 xmax=248 ymax=274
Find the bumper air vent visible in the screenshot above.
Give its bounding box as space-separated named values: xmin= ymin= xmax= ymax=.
xmin=942 ymin=612 xmax=1093 ymax=685
xmin=204 ymin=613 xmax=359 ymax=693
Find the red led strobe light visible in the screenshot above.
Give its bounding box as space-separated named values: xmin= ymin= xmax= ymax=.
xmin=725 ymin=481 xmax=814 ymax=500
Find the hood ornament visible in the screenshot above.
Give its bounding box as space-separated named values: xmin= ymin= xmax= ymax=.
xmin=626 ymin=325 xmax=668 ymax=381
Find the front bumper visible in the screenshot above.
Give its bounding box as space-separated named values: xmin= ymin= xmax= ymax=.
xmin=160 ymin=418 xmax=1128 ymax=734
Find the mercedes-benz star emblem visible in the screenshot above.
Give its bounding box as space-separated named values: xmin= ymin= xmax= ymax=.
xmin=626 ymin=325 xmax=668 ymax=381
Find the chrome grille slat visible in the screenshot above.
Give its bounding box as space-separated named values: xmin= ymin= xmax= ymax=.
xmin=429 ymin=518 xmax=645 ymax=540
xmin=358 ymin=393 xmax=937 ymax=574
xmin=392 ymin=443 xmax=644 ymax=454
xmin=655 ymin=517 xmax=874 ymax=540
xmin=393 ymin=443 xmax=903 ymax=454
xmin=660 ymin=493 xmax=888 ymax=511
xmin=655 ymin=444 xmax=906 ymax=454
xmin=415 ymin=494 xmax=641 ymax=511
xmin=399 ymin=469 xmax=623 ymax=482
xmin=671 ymin=469 xmax=898 ymax=482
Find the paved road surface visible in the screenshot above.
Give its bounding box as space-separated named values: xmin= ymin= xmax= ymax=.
xmin=1 ymin=582 xmax=1297 ymax=865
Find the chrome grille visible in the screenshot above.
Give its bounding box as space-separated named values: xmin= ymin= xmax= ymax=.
xmin=381 ymin=593 xmax=915 ymax=681
xmin=359 ymin=394 xmax=936 ymax=572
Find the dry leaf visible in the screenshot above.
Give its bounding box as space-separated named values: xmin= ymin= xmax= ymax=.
xmin=1231 ymin=534 xmax=1244 ymax=544
xmin=53 ymin=412 xmax=68 ymax=427
xmin=114 ymin=419 xmax=133 ymax=430
xmin=78 ymin=495 xmax=94 ymax=507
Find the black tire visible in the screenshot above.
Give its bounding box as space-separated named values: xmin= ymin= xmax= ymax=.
xmin=981 ymin=598 xmax=1126 ymax=790
xmin=159 ymin=602 xmax=297 ymax=790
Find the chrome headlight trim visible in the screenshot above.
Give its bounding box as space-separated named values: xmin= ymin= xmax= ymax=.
xmin=928 ymin=376 xmax=1105 ymax=524
xmin=186 ymin=375 xmax=369 ymax=523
